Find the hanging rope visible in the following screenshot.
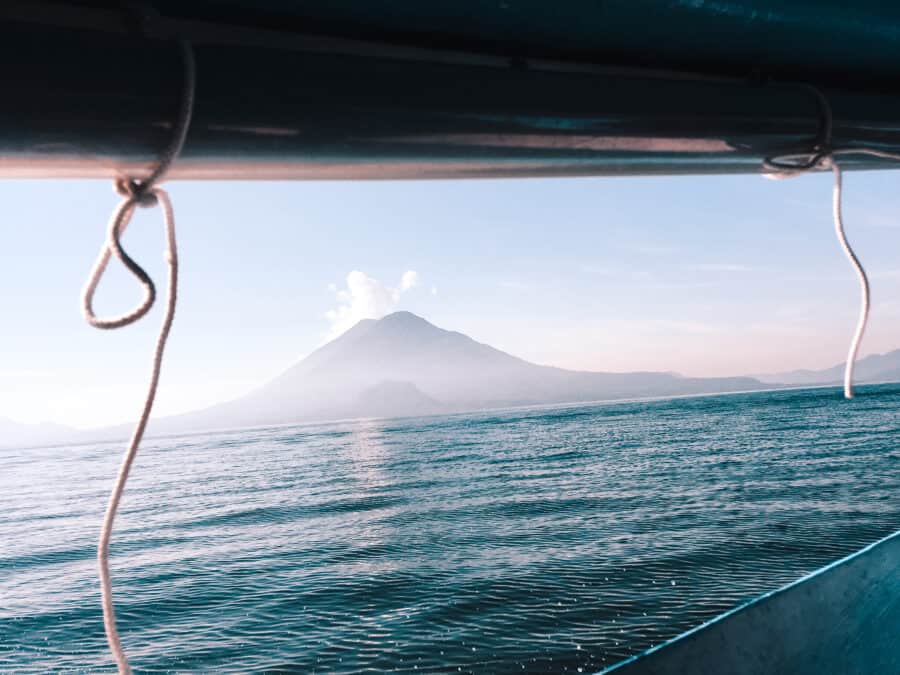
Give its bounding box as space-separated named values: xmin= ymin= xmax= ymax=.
xmin=82 ymin=37 xmax=195 ymax=674
xmin=763 ymin=86 xmax=900 ymax=399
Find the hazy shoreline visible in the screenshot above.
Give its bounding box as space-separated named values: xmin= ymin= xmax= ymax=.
xmin=7 ymin=380 xmax=900 ymax=453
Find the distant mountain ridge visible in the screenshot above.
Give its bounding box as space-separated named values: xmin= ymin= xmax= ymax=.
xmin=0 ymin=417 xmax=76 ymax=449
xmin=151 ymin=311 xmax=767 ymax=434
xmin=10 ymin=311 xmax=898 ymax=448
xmin=757 ymin=349 xmax=900 ymax=386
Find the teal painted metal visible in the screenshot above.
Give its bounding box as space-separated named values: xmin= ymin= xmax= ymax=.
xmin=156 ymin=1 xmax=900 ymax=89
xmin=601 ymin=529 xmax=900 ymax=674
xmin=4 ymin=2 xmax=900 ymax=178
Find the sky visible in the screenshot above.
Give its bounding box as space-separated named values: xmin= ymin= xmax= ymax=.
xmin=2 ymin=171 xmax=900 ymax=429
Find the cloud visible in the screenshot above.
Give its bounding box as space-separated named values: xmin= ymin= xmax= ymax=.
xmin=0 ymin=369 xmax=51 ymax=379
xmin=626 ymin=244 xmax=678 ymax=257
xmin=400 ymin=270 xmax=419 ymax=291
xmin=686 ymin=263 xmax=755 ymax=273
xmin=855 ymin=205 xmax=900 ymax=229
xmin=325 ymin=270 xmax=420 ymax=337
xmin=873 ymin=268 xmax=900 ymax=280
xmin=578 ymin=263 xmax=617 ymax=276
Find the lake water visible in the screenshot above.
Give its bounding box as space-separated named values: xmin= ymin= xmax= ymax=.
xmin=2 ymin=384 xmax=899 ymax=673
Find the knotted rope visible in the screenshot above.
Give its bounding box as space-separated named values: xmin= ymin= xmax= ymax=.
xmin=763 ymin=86 xmax=900 ymax=399
xmin=82 ymin=37 xmax=195 ymax=674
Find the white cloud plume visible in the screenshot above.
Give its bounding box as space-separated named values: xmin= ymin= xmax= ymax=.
xmin=325 ymin=270 xmax=420 ymax=337
xmin=686 ymin=263 xmax=755 ymax=273
xmin=400 ymin=270 xmax=419 ymax=291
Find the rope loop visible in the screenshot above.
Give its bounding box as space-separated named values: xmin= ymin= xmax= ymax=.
xmin=762 ymin=84 xmax=833 ymax=178
xmin=82 ymin=195 xmax=158 ymax=330
xmin=83 ymin=34 xmax=194 ymax=331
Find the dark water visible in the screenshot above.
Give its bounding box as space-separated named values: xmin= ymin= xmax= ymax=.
xmin=2 ymin=385 xmax=900 ymax=674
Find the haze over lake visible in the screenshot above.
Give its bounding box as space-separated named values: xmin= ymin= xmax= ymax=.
xmin=7 ymin=312 xmax=900 ymax=449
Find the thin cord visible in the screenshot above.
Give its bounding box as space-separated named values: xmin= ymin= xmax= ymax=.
xmin=830 ymin=161 xmax=870 ymax=399
xmin=82 ymin=38 xmax=194 ymax=675
xmin=762 ymin=88 xmax=899 ymax=399
xmin=117 ymin=38 xmax=195 ymax=199
xmin=92 ymin=189 xmax=178 ymax=675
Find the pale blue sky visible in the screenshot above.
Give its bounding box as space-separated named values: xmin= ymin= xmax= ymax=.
xmin=2 ymin=172 xmax=899 ymax=428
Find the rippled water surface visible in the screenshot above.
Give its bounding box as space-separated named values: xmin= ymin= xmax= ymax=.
xmin=3 ymin=385 xmax=900 ymax=673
